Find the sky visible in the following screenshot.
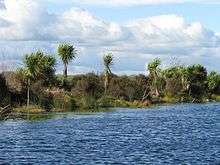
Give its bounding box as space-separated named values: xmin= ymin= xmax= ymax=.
xmin=0 ymin=0 xmax=220 ymax=74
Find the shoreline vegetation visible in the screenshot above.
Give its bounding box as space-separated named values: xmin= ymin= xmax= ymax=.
xmin=1 ymin=43 xmax=220 ymax=117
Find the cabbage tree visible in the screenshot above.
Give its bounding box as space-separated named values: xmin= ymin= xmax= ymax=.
xmin=103 ymin=53 xmax=113 ymax=95
xmin=57 ymin=43 xmax=77 ymax=87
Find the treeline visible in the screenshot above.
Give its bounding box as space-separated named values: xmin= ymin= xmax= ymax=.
xmin=0 ymin=43 xmax=220 ymax=112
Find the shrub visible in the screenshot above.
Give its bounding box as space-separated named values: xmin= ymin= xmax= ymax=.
xmin=0 ymin=74 xmax=10 ymax=107
xmin=39 ymin=93 xmax=54 ymax=112
xmin=97 ymin=96 xmax=116 ymax=107
xmin=80 ymin=96 xmax=98 ymax=109
xmin=53 ymin=92 xmax=77 ymax=111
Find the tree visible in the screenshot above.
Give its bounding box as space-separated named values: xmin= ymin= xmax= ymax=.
xmin=147 ymin=58 xmax=162 ymax=97
xmin=0 ymin=74 xmax=10 ymax=107
xmin=16 ymin=68 xmax=31 ymax=107
xmin=163 ymin=66 xmax=183 ymax=96
xmin=72 ymin=73 xmax=103 ymax=99
xmin=186 ymin=64 xmax=207 ymax=98
xmin=207 ymin=71 xmax=220 ymax=94
xmin=103 ymin=53 xmax=113 ymax=95
xmin=17 ymin=51 xmax=56 ymax=107
xmin=57 ymin=43 xmax=77 ymax=87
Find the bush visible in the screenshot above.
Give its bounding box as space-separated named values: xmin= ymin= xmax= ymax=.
xmin=211 ymin=94 xmax=220 ymax=102
xmin=162 ymin=95 xmax=179 ymax=103
xmin=80 ymin=96 xmax=98 ymax=109
xmin=98 ymin=96 xmax=131 ymax=108
xmin=0 ymin=74 xmax=10 ymax=107
xmin=53 ymin=93 xmax=77 ymax=111
xmin=97 ymin=96 xmax=116 ymax=107
xmin=39 ymin=93 xmax=54 ymax=112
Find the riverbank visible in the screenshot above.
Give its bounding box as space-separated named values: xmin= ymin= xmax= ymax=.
xmin=11 ymin=94 xmax=220 ymax=115
xmin=1 ymin=57 xmax=220 ymax=116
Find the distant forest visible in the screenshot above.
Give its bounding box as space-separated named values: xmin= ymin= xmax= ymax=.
xmin=1 ymin=43 xmax=220 ymax=112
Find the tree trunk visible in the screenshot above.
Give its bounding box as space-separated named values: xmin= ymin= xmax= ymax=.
xmin=155 ymin=88 xmax=160 ymax=97
xmin=154 ymin=71 xmax=160 ymax=97
xmin=63 ymin=63 xmax=68 ymax=87
xmin=27 ymin=78 xmax=30 ymax=107
xmin=142 ymin=88 xmax=149 ymax=102
xmin=104 ymin=74 xmax=109 ymax=95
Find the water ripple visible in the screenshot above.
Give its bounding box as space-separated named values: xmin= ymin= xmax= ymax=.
xmin=0 ymin=103 xmax=219 ymax=164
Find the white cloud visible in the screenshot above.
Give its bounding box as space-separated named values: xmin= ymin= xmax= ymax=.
xmin=55 ymin=8 xmax=126 ymax=43
xmin=0 ymin=0 xmax=55 ymax=40
xmin=64 ymin=0 xmax=220 ymax=6
xmin=0 ymin=0 xmax=220 ymax=74
xmin=78 ymin=0 xmax=183 ymax=6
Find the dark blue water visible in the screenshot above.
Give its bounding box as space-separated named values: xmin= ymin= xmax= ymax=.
xmin=0 ymin=103 xmax=219 ymax=164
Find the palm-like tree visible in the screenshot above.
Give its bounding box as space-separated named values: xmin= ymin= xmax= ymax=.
xmin=103 ymin=53 xmax=113 ymax=94
xmin=17 ymin=51 xmax=56 ymax=107
xmin=16 ymin=68 xmax=28 ymax=106
xmin=57 ymin=43 xmax=77 ymax=87
xmin=147 ymin=58 xmax=161 ymax=97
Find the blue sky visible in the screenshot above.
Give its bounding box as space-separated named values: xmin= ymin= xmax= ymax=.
xmin=93 ymin=4 xmax=220 ymax=32
xmin=0 ymin=0 xmax=220 ymax=74
xmin=50 ymin=2 xmax=220 ymax=32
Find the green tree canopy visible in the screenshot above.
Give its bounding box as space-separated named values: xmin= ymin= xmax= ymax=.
xmin=186 ymin=64 xmax=207 ymax=97
xmin=58 ymin=44 xmax=77 ymax=65
xmin=103 ymin=53 xmax=113 ymax=74
xmin=22 ymin=51 xmax=56 ymax=81
xmin=57 ymin=43 xmax=77 ymax=87
xmin=17 ymin=51 xmax=56 ymax=107
xmin=207 ymin=71 xmax=220 ymax=94
xmin=147 ymin=58 xmax=163 ymax=97
xmin=103 ymin=53 xmax=113 ymax=94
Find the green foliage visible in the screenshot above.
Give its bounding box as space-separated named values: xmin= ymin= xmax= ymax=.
xmin=207 ymin=71 xmax=220 ymax=94
xmin=106 ymin=75 xmax=148 ymax=101
xmin=163 ymin=66 xmax=185 ymax=96
xmin=103 ymin=53 xmax=113 ymax=69
xmin=162 ymin=64 xmax=208 ymax=101
xmin=186 ymin=64 xmax=207 ymax=98
xmin=57 ymin=44 xmax=77 ymax=65
xmin=2 ymin=44 xmax=220 ymax=114
xmin=148 ymin=58 xmax=161 ymax=73
xmin=25 ymin=51 xmax=56 ymax=80
xmin=211 ymin=95 xmax=220 ymax=101
xmin=0 ymin=74 xmax=10 ymax=107
xmin=187 ymin=64 xmax=207 ymax=83
xmin=147 ymin=58 xmax=163 ymax=97
xmin=53 ymin=93 xmax=77 ymax=111
xmin=163 ymin=66 xmax=183 ymax=79
xmin=80 ymin=96 xmax=98 ymax=109
xmin=15 ymin=51 xmax=56 ymax=108
xmin=39 ymin=93 xmax=54 ymax=112
xmin=14 ymin=105 xmax=45 ymax=113
xmin=162 ymin=95 xmax=180 ymax=103
xmin=98 ymin=96 xmax=148 ymax=108
xmin=17 ymin=51 xmax=56 ymax=84
xmin=57 ymin=43 xmax=77 ymax=88
xmin=98 ymin=96 xmax=116 ymax=107
xmin=71 ymin=73 xmax=104 ymax=99
xmin=103 ymin=53 xmax=114 ymax=94
xmin=132 ymin=75 xmax=149 ymax=100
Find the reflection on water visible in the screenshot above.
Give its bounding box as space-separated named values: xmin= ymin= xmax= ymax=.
xmin=0 ymin=104 xmax=219 ymax=164
xmin=0 ymin=108 xmax=114 ymax=122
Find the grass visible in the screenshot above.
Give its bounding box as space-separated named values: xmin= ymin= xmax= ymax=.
xmin=14 ymin=105 xmax=45 ymax=113
xmin=161 ymin=96 xmax=179 ymax=103
xmin=211 ymin=94 xmax=220 ymax=102
xmin=12 ymin=94 xmax=220 ymax=115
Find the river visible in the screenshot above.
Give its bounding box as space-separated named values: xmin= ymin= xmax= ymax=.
xmin=0 ymin=103 xmax=219 ymax=164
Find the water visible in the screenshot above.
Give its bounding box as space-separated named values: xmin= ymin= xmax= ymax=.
xmin=0 ymin=103 xmax=219 ymax=164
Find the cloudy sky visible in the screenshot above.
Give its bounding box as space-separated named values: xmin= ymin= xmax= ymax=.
xmin=0 ymin=0 xmax=220 ymax=74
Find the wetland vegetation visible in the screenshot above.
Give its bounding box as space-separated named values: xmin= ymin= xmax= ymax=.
xmin=0 ymin=43 xmax=220 ymax=118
